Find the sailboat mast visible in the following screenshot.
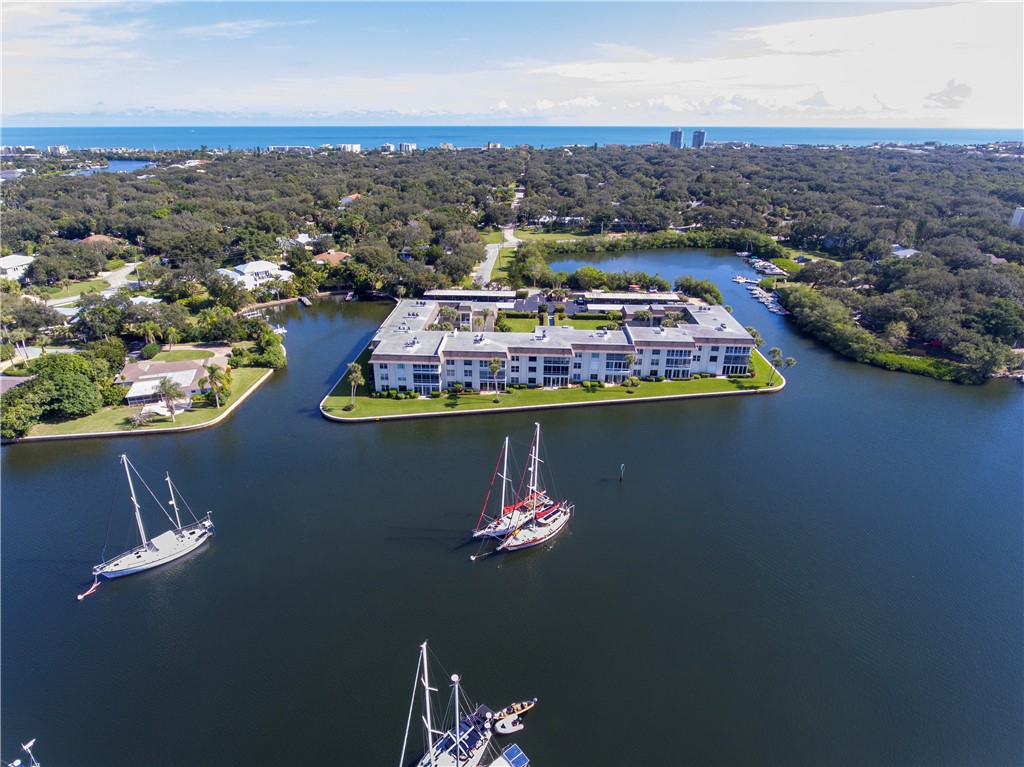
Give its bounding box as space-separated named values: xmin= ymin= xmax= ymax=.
xmin=452 ymin=674 xmax=461 ymax=767
xmin=166 ymin=472 xmax=182 ymax=529
xmin=500 ymin=436 xmax=509 ymax=511
xmin=420 ymin=641 xmax=436 ymax=767
xmin=529 ymin=422 xmax=540 ymax=497
xmin=121 ymin=455 xmax=148 ymax=545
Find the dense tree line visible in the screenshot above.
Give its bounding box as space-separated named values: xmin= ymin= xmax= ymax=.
xmin=1 ymin=142 xmax=1021 ymax=383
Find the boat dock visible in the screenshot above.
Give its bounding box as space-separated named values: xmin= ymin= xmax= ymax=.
xmin=298 ymin=296 xmax=313 ymax=306
xmin=742 ymin=281 xmax=789 ymax=315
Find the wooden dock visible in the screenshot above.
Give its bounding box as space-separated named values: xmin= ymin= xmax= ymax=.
xmin=298 ymin=296 xmax=313 ymax=306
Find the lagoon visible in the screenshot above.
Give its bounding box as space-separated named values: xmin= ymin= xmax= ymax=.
xmin=1 ymin=251 xmax=1021 ymax=766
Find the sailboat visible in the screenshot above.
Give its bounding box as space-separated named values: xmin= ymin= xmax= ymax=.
xmin=736 ymin=235 xmax=753 ymax=258
xmin=398 ymin=641 xmax=495 ymax=767
xmin=472 ymin=438 xmax=552 ymax=539
xmin=91 ymin=455 xmax=215 ymax=580
xmin=494 ymin=423 xmax=573 ymax=553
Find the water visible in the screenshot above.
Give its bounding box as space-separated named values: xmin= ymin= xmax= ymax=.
xmin=3 ymin=126 xmax=1019 ymax=151
xmin=2 ymin=251 xmax=1022 ymax=766
xmin=71 ymin=160 xmax=155 ymax=176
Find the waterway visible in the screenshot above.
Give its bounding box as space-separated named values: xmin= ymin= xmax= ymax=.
xmin=2 ymin=251 xmax=1022 ymax=766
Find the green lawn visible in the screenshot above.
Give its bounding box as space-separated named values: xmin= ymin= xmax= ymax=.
xmin=512 ymin=230 xmax=589 ymax=242
xmin=28 ymin=368 xmax=270 ymax=437
xmin=503 ymin=318 xmax=544 ymax=332
xmin=152 ymin=349 xmax=214 ymax=362
xmin=42 ymin=279 xmax=108 ymax=299
xmin=480 ymin=230 xmax=505 ymax=245
xmin=556 ymin=317 xmax=608 ymax=330
xmin=321 ymin=351 xmax=779 ymax=420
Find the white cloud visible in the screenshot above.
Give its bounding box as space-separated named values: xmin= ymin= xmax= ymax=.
xmin=180 ymin=19 xmax=302 ymax=40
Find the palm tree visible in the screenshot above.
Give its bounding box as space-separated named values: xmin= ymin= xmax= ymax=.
xmin=346 ymin=362 xmax=364 ymax=407
xmin=766 ymin=347 xmax=783 ymax=385
xmin=156 ymin=376 xmax=185 ymax=422
xmin=488 ymin=357 xmax=503 ymax=399
xmin=138 ymin=321 xmax=160 ymax=346
xmin=624 ymin=353 xmax=637 ymax=384
xmin=481 ymin=307 xmax=494 ymax=331
xmin=199 ymin=363 xmax=231 ymax=408
xmin=163 ymin=326 xmax=179 ymax=350
xmin=745 ymin=325 xmax=765 ymax=348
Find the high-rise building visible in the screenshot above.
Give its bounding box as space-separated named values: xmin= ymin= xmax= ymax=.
xmin=399 ymin=142 xmax=417 ymax=154
xmin=381 ymin=143 xmax=395 ymax=153
xmin=1011 ymin=207 xmax=1024 ymax=228
xmin=692 ymin=129 xmax=707 ymax=149
xmin=669 ymin=129 xmax=684 ymax=149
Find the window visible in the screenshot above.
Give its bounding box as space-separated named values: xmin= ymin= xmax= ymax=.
xmin=511 ymin=355 xmax=520 ymax=361
xmin=591 ymin=352 xmax=600 ymax=359
xmin=651 ymin=349 xmax=660 ymax=356
xmin=528 ymin=356 xmax=537 ymax=362
xmin=511 ymin=365 xmax=519 ymax=373
xmin=709 ymin=355 xmax=718 ymax=362
xmin=463 ymin=360 xmax=472 ymax=366
xmin=649 ymin=370 xmax=658 ymax=377
xmin=711 ymin=346 xmax=720 ymax=351
xmin=528 ymin=366 xmax=536 ymax=373
xmin=573 ymin=361 xmax=582 ymax=369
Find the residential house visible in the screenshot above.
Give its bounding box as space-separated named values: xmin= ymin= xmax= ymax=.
xmin=216 ymin=260 xmax=294 ymax=289
xmin=0 ymin=254 xmax=35 ymax=281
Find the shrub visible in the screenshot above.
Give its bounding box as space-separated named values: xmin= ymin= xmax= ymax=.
xmin=106 ymin=258 xmax=126 ymax=270
xmin=140 ymin=342 xmax=161 ymax=359
xmin=515 ymin=289 xmax=529 ymax=299
xmin=342 ymin=403 xmax=355 ymax=411
xmin=430 ymin=391 xmax=442 ymax=398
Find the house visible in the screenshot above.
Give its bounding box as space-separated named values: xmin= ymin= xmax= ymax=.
xmin=116 ymin=355 xmax=229 ymax=407
xmin=0 ymin=254 xmax=35 ymax=281
xmin=216 ymin=260 xmax=294 ymax=289
xmin=339 ymin=193 xmax=362 ymax=209
xmin=891 ymin=244 xmax=921 ymax=259
xmin=313 ymin=250 xmax=351 ymax=266
xmin=367 ymin=299 xmax=755 ymax=394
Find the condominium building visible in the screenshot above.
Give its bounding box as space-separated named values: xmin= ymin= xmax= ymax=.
xmin=669 ymin=129 xmax=684 ymax=149
xmin=399 ymin=142 xmax=417 ymax=154
xmin=367 ymin=299 xmax=755 ymax=394
xmin=692 ymin=129 xmax=706 ymax=149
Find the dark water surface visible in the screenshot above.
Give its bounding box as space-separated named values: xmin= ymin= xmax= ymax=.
xmin=2 ymin=252 xmax=1022 ymax=766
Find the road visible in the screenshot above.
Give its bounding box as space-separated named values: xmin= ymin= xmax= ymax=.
xmin=473 ymin=226 xmax=520 ymax=286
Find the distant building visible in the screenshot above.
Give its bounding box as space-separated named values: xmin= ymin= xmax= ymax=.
xmin=0 ymin=254 xmax=35 ymax=281
xmin=891 ymin=244 xmax=921 ymax=259
xmin=266 ymin=146 xmax=314 ymax=155
xmin=216 ymin=260 xmax=294 ymax=289
xmin=439 ymin=143 xmax=455 ymax=151
xmin=335 ymin=144 xmax=361 ymax=153
xmin=692 ymin=129 xmax=706 ymax=149
xmin=669 ymin=129 xmax=684 ymax=149
xmin=381 ymin=143 xmax=395 ymax=153
xmin=485 ymin=142 xmax=501 ymax=150
xmin=46 ymin=145 xmax=70 ymax=155
xmin=399 ymin=143 xmax=417 ymax=154
xmin=1011 ymin=207 xmax=1024 ymax=227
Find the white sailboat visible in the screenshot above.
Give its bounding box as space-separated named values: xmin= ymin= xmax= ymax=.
xmin=472 ymin=438 xmax=552 ymax=539
xmin=398 ymin=641 xmax=494 ymax=767
xmin=494 ymin=423 xmax=572 ymax=553
xmin=91 ymin=455 xmax=215 ymax=580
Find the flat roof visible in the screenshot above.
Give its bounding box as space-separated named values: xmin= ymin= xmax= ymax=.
xmin=424 ymin=289 xmax=517 ymax=300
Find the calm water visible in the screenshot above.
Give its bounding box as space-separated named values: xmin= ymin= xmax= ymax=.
xmin=2 ymin=251 xmax=1022 ymax=766
xmin=4 ymin=126 xmax=1020 ymax=151
xmin=71 ymin=160 xmax=154 ymax=176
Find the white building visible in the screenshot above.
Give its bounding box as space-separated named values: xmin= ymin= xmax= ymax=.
xmin=381 ymin=143 xmax=395 ymax=153
xmin=891 ymin=244 xmax=921 ymax=259
xmin=46 ymin=145 xmax=70 ymax=155
xmin=336 ymin=144 xmax=361 ymax=153
xmin=399 ymin=143 xmax=417 ymax=154
xmin=0 ymin=254 xmax=35 ymax=281
xmin=367 ymin=299 xmax=755 ymax=395
xmin=216 ymin=260 xmax=294 ymax=289
xmin=1010 ymin=207 xmax=1024 ymax=228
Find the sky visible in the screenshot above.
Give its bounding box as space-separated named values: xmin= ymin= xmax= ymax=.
xmin=2 ymin=1 xmax=1021 ymax=128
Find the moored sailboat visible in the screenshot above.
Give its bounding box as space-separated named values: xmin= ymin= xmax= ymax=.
xmin=91 ymin=455 xmax=215 ymax=580
xmin=494 ymin=423 xmax=573 ymax=553
xmin=399 ymin=641 xmax=494 ymax=767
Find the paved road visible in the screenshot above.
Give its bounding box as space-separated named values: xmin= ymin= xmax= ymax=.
xmin=473 ymin=226 xmax=521 ymax=286
xmin=46 ymin=262 xmax=139 ymax=307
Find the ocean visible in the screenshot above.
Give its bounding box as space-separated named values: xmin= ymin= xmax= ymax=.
xmin=2 ymin=125 xmax=1020 ymax=151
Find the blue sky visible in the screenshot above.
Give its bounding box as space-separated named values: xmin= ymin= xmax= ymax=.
xmin=2 ymin=1 xmax=1020 ymax=127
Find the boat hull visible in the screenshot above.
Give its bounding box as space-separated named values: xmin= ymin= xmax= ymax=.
xmin=94 ymin=516 xmax=214 ymax=579
xmin=496 ymin=504 xmax=572 ymax=552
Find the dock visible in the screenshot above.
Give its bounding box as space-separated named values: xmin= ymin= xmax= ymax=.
xmin=298 ymin=296 xmax=313 ymax=306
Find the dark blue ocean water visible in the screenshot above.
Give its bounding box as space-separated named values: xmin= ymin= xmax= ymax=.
xmin=3 ymin=125 xmax=1020 ymax=151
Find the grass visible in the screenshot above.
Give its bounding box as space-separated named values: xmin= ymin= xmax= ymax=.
xmin=512 ymin=230 xmax=590 ymax=242
xmin=503 ymin=318 xmax=544 ymax=332
xmin=556 ymin=317 xmax=609 ymax=330
xmin=770 ymin=257 xmax=804 ymax=275
xmin=41 ymin=279 xmax=108 ymax=298
xmin=28 ymin=368 xmax=270 ymax=437
xmin=480 ymin=230 xmax=505 ymax=245
xmin=152 ymin=349 xmax=214 ymax=362
xmin=321 ymin=350 xmax=778 ymax=420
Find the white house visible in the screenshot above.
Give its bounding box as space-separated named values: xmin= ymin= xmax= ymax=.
xmin=367 ymin=299 xmax=755 ymax=395
xmin=0 ymin=254 xmax=35 ymax=281
xmin=216 ymin=260 xmax=294 ymax=289
xmin=891 ymin=244 xmax=921 ymax=259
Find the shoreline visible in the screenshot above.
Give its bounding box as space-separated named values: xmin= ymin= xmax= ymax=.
xmin=4 ymin=369 xmax=274 ymax=444
xmin=320 ymin=348 xmax=784 ymax=424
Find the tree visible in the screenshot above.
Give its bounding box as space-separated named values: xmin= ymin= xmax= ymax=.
xmin=767 ymin=347 xmax=796 ymax=385
xmin=634 ymin=309 xmax=653 ymax=327
xmin=199 ymin=363 xmax=231 ymax=408
xmin=745 ymin=326 xmax=765 ymax=348
xmin=137 ymin=320 xmax=160 ymax=346
xmin=346 ymin=361 xmax=364 ymax=407
xmin=488 ymin=357 xmax=503 ymax=399
xmin=156 ymin=376 xmax=186 ymax=422
xmin=624 ymin=353 xmax=637 ymax=379
xmin=164 ymin=326 xmax=179 ymax=350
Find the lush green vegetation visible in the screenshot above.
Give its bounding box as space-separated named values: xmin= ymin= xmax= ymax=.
xmin=27 ymin=367 xmax=268 ymax=436
xmin=152 ymin=349 xmax=214 ymax=362
xmin=2 ymin=140 xmax=1021 ymax=384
